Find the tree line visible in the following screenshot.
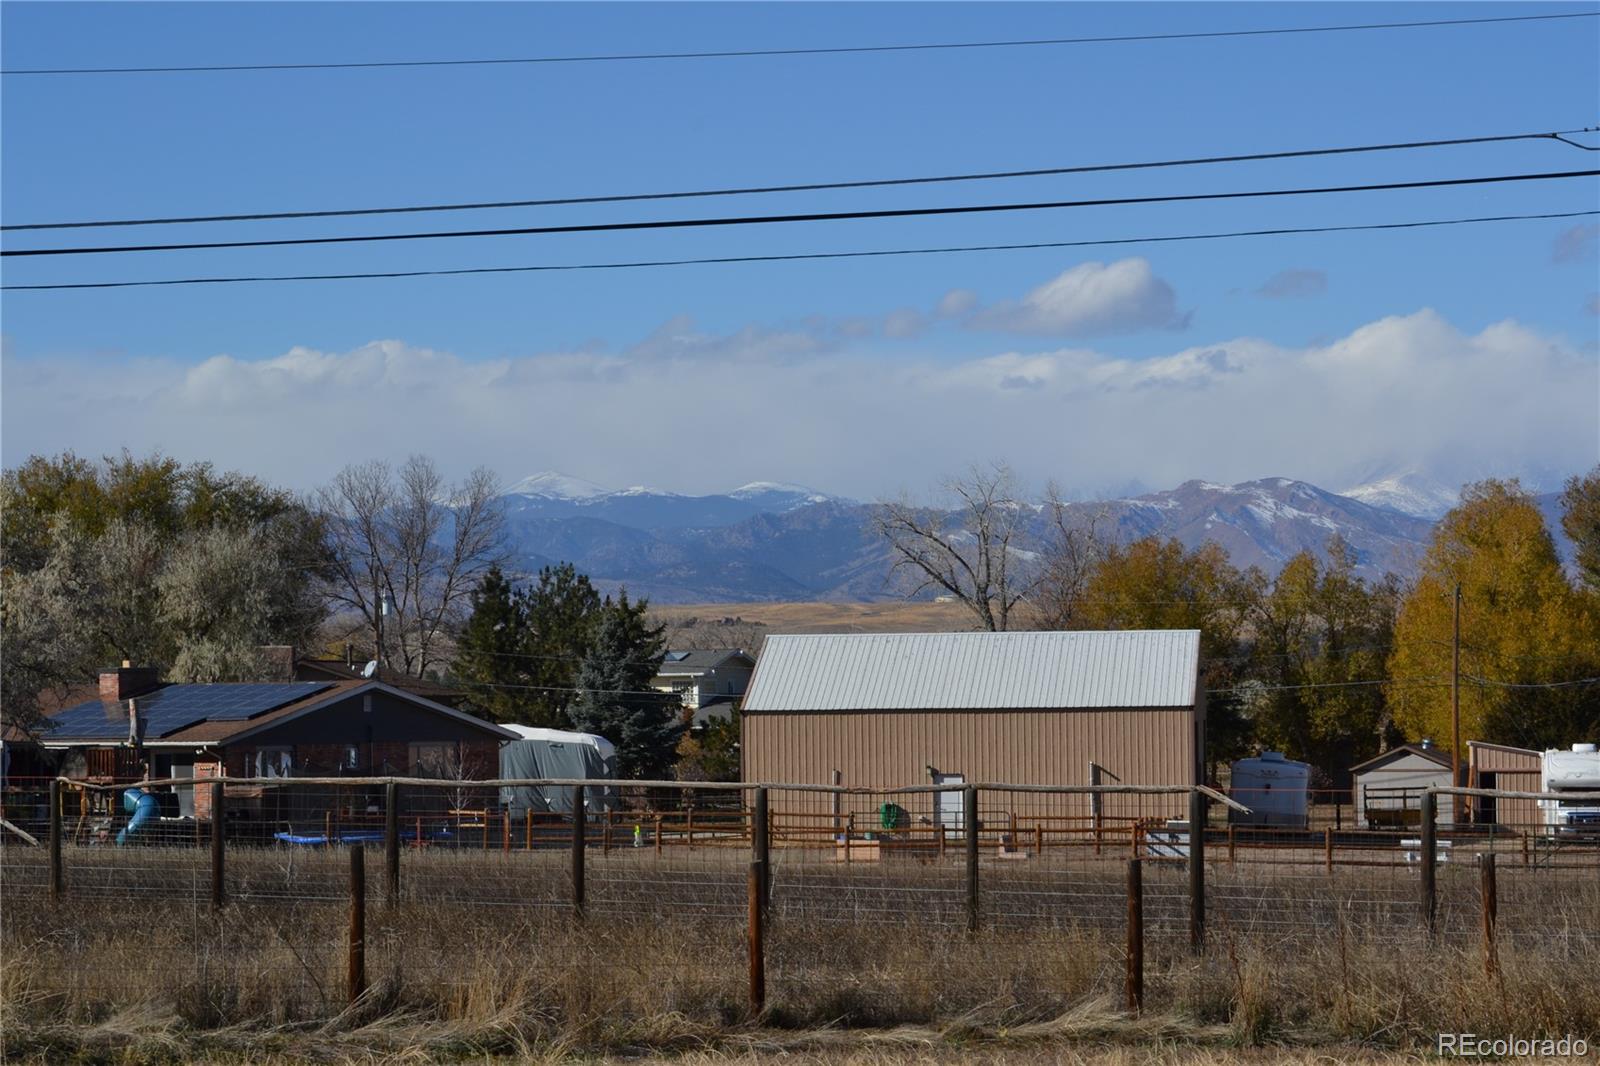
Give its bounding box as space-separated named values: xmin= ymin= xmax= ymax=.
xmin=0 ymin=450 xmax=685 ymax=779
xmin=876 ymin=463 xmax=1600 ymax=781
xmin=6 ymin=449 xmax=1596 ymax=786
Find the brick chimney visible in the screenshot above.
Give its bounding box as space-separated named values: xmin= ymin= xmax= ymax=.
xmin=99 ymin=661 xmax=160 ymax=702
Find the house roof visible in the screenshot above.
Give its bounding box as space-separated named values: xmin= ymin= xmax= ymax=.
xmin=1349 ymin=743 xmax=1453 ymax=774
xmin=292 ymin=656 xmax=464 ymax=703
xmin=40 ymin=680 xmax=515 ymax=747
xmin=742 ymin=630 xmax=1201 ymax=713
xmin=655 ymin=649 xmax=754 ymax=676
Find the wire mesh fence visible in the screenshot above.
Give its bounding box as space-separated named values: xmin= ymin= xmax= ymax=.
xmin=3 ymin=774 xmax=1598 ymax=1017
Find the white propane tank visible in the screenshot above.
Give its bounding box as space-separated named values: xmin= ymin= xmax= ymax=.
xmin=1228 ymin=751 xmax=1312 ymax=828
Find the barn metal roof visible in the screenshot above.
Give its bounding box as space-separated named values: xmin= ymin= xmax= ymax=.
xmin=742 ymin=630 xmax=1200 ymax=712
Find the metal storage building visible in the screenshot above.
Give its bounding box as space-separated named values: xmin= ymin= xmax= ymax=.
xmin=740 ymin=630 xmax=1204 ymax=821
xmin=1468 ymin=741 xmax=1542 ymax=830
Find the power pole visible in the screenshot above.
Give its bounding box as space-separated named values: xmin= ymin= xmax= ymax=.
xmin=1451 ymin=582 xmax=1462 ymax=824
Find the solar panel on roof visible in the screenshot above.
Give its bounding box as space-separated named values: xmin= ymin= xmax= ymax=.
xmin=43 ymin=682 xmax=334 ymax=741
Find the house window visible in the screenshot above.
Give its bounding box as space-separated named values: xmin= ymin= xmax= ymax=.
xmin=410 ymin=742 xmax=458 ymax=778
xmin=255 ymin=747 xmax=293 ymax=778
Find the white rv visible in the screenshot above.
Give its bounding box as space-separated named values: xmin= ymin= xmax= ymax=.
xmin=1540 ymin=743 xmax=1600 ymax=837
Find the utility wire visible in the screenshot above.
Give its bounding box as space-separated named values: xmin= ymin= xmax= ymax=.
xmin=5 ymin=169 xmax=1596 ymax=259
xmin=3 ymin=11 xmax=1593 ymax=75
xmin=6 ymin=128 xmax=1593 ymax=232
xmin=6 ymin=209 xmax=1593 ymax=291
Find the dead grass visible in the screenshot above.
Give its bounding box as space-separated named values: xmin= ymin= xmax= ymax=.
xmin=5 ymin=843 xmax=1598 ymax=1064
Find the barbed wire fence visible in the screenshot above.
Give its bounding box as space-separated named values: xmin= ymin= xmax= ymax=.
xmin=3 ymin=775 xmax=1597 ymax=1017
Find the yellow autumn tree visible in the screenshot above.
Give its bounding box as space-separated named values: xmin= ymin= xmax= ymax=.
xmin=1388 ymin=479 xmax=1600 ymax=753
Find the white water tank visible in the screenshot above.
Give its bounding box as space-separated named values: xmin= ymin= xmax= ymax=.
xmin=1229 ymin=751 xmax=1311 ymax=828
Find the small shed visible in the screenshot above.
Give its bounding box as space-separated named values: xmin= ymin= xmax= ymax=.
xmin=1350 ymin=741 xmax=1454 ymax=828
xmin=1468 ymin=741 xmax=1542 ymax=830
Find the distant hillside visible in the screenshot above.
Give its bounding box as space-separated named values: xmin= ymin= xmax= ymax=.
xmin=495 ymin=472 xmax=1471 ymax=602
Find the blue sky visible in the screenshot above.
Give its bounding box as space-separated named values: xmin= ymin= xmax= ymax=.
xmin=2 ymin=2 xmax=1597 ymax=498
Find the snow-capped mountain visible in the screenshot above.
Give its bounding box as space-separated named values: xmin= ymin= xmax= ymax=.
xmin=1339 ymin=472 xmax=1460 ymax=519
xmin=503 ymin=471 xmax=615 ymax=500
xmin=491 ymin=472 xmax=1575 ymax=603
xmin=498 ymin=472 xmax=841 ymax=533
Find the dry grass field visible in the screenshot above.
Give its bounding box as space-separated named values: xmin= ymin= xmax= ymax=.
xmin=653 ymin=599 xmax=976 ymax=636
xmin=4 ymin=841 xmax=1598 ymax=1065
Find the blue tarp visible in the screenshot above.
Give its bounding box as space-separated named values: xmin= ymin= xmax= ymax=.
xmin=273 ymin=828 xmax=454 ymax=846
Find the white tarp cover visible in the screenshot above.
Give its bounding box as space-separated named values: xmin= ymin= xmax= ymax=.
xmin=499 ymin=726 xmax=618 ymax=813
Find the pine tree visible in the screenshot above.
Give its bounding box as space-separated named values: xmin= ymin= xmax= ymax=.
xmin=522 ymin=563 xmax=603 ymax=727
xmin=452 ymin=565 xmax=530 ymax=723
xmin=569 ymin=591 xmax=682 ymax=778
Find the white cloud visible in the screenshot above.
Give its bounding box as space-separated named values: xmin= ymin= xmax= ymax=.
xmin=882 ymin=308 xmax=927 ymax=339
xmin=935 ymin=289 xmax=979 ymax=317
xmin=1257 ymin=268 xmax=1327 ymax=300
xmin=3 ymin=310 xmax=1593 ymax=500
xmin=969 ymin=258 xmax=1190 ymax=336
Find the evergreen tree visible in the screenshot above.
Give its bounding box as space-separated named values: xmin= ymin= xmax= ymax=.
xmin=569 ymin=591 xmax=682 ymax=778
xmin=452 ymin=565 xmax=530 ymax=723
xmin=522 ymin=563 xmax=604 ymax=727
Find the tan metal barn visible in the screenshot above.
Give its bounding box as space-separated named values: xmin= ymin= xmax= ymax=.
xmin=1468 ymin=740 xmax=1542 ymax=831
xmin=740 ymin=630 xmax=1203 ymax=824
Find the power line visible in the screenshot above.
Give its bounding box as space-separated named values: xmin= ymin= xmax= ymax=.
xmin=1465 ymin=674 xmax=1600 ymax=690
xmin=6 ymin=209 xmax=1593 ymax=292
xmin=6 ymin=169 xmax=1596 ymax=259
xmin=7 ymin=128 xmax=1593 ymax=232
xmin=3 ymin=11 xmax=1593 ymax=76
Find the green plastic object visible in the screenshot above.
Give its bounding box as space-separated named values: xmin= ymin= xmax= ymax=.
xmin=879 ymin=802 xmax=907 ymax=831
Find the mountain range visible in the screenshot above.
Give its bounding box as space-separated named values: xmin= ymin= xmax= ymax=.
xmin=492 ymin=470 xmax=1573 ymax=604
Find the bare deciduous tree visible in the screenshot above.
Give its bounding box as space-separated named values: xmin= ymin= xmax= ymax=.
xmin=1027 ymin=485 xmax=1109 ymax=630
xmin=873 ymin=462 xmax=1037 ymax=632
xmin=318 ymin=456 xmax=506 ymax=678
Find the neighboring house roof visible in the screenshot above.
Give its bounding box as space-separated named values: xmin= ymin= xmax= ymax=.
xmin=293 ymin=656 xmax=464 ymax=704
xmin=742 ymin=630 xmax=1201 ymax=713
xmin=39 ymin=680 xmax=514 ymax=747
xmin=689 ymin=699 xmax=739 ymax=728
xmin=655 ymin=649 xmax=755 ymax=676
xmin=2 ymin=682 xmax=99 ymax=743
xmin=1349 ymin=743 xmax=1453 ymax=774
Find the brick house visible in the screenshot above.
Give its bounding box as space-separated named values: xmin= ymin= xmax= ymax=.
xmin=40 ymin=665 xmax=515 ymax=825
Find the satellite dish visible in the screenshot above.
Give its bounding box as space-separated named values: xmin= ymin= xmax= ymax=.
xmin=362 ymin=660 xmax=379 ymax=679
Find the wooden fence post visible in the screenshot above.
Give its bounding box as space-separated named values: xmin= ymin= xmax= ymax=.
xmin=1480 ymin=852 xmax=1498 ymax=977
xmin=384 ymin=781 xmax=399 ymax=907
xmin=1324 ymin=827 xmax=1334 ymax=875
xmin=1188 ymin=789 xmax=1205 ymax=953
xmin=1126 ymin=858 xmax=1144 ymax=1014
xmin=747 ymin=861 xmax=766 ymax=1015
xmin=48 ymin=779 xmax=62 ymax=905
xmin=752 ymin=787 xmax=770 ymax=914
xmin=347 ymin=845 xmax=366 ymax=1006
xmin=1419 ymin=791 xmax=1437 ymax=937
xmin=964 ymin=785 xmax=980 ymax=933
xmin=210 ymin=779 xmax=226 ymax=910
xmin=571 ymin=784 xmax=586 ymax=917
